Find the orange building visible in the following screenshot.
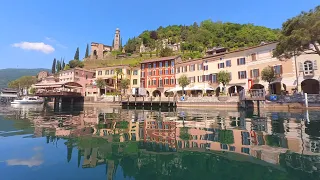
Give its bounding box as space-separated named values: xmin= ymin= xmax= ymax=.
xmin=140 ymin=56 xmax=182 ymax=97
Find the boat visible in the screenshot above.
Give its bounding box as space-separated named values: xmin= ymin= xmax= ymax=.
xmin=11 ymin=96 xmax=44 ymax=104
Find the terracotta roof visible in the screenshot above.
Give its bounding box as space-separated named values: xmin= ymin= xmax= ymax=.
xmin=176 ymin=58 xmax=203 ymax=65
xmin=141 ymin=55 xmax=181 ymax=63
xmin=95 ymin=65 xmax=130 ymax=70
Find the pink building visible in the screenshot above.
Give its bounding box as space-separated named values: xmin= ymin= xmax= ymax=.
xmin=59 ymin=68 xmax=96 ymax=96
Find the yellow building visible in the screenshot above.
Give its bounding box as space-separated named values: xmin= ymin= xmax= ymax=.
xmin=95 ymin=65 xmax=140 ymax=95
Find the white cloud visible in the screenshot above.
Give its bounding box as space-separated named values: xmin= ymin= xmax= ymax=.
xmin=6 ymin=146 xmax=44 ymax=167
xmin=12 ymin=42 xmax=55 ymax=54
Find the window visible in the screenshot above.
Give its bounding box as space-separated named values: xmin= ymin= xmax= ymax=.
xmin=198 ymin=76 xmax=203 ymax=82
xmin=152 ymin=70 xmax=156 ymax=76
xmin=133 ymin=79 xmax=137 ymax=85
xmin=110 ymin=70 xmax=114 ymax=74
xmin=226 ymin=60 xmax=231 ymax=67
xmin=105 ymin=70 xmax=109 ymax=75
xmin=304 ymin=61 xmax=313 ymax=76
xmin=189 ymin=64 xmax=195 ymax=72
xmin=241 ymin=147 xmax=250 ymax=155
xmin=148 ymin=71 xmax=152 ymax=76
xmin=189 ymin=77 xmax=195 ymax=83
xmin=274 ymin=65 xmax=282 ymax=75
xmin=204 ymin=75 xmax=209 ymax=81
xmin=133 ymin=70 xmax=138 ymax=75
xmin=148 ymin=63 xmax=152 ymax=68
xmin=171 ymin=60 xmax=174 ymax=67
xmin=159 ymin=79 xmax=163 ymax=87
xmin=171 ymin=68 xmax=174 ymax=74
xmin=170 ymin=78 xmax=175 ymax=85
xmin=152 ymin=79 xmax=157 ymax=86
xmin=159 ymin=70 xmax=163 ymax=75
xmin=165 ymin=61 xmax=168 ymax=67
xmin=237 ymin=58 xmax=246 ymax=65
xmin=176 ymin=67 xmax=180 ymax=73
xmin=165 ymin=78 xmax=169 ymax=85
xmin=165 ymin=69 xmax=169 ymax=75
xmin=98 ymin=71 xmax=102 ymax=75
xmin=251 ymin=69 xmax=259 ymax=78
xmin=141 ymin=64 xmax=145 ymax=69
xmin=184 ymin=66 xmax=188 ymax=72
xmin=198 ymin=64 xmax=203 ymax=70
xmin=218 ymin=63 xmax=224 ymax=69
xmin=148 ymin=80 xmax=151 ymax=86
xmin=127 ymin=69 xmax=131 ymax=75
xmin=204 ymin=65 xmax=208 ymax=71
xmin=153 ymin=63 xmax=156 ymax=68
xmin=251 ymin=53 xmax=257 ymax=61
xmin=141 ymin=72 xmax=145 ymax=77
xmin=159 ymin=62 xmax=162 ymax=68
xmin=212 ymin=74 xmax=217 ymax=83
xmin=238 ymin=71 xmax=247 ymax=79
xmin=229 ymin=146 xmax=236 ymax=151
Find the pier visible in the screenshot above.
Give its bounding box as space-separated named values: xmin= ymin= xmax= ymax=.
xmin=121 ymin=96 xmax=177 ymax=108
xmin=239 ymin=89 xmax=266 ymax=110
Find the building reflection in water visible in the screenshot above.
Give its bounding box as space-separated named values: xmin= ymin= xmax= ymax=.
xmin=13 ymin=105 xmax=320 ymax=179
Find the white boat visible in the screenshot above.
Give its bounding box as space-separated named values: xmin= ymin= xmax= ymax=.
xmin=11 ymin=96 xmax=44 ymax=104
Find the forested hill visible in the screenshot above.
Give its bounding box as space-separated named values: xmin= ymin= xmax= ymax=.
xmin=0 ymin=68 xmax=49 ymax=89
xmin=125 ymin=20 xmax=280 ymax=53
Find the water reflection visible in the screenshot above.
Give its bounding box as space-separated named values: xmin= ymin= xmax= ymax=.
xmin=0 ymin=105 xmax=320 ymax=180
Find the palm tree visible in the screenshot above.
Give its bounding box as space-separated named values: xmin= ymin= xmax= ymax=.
xmin=115 ymin=68 xmax=124 ymax=92
xmin=96 ymin=78 xmax=106 ymax=96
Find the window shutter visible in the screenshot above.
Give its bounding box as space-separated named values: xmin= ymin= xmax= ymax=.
xmin=237 ymin=59 xmax=239 ymax=65
xmin=244 ymin=58 xmax=246 ymax=64
xmin=202 ymin=75 xmax=205 ymax=81
xmin=250 ymin=70 xmax=253 ymax=78
xmin=209 ymin=74 xmax=213 ymax=82
xmin=258 ymin=69 xmax=260 ymax=77
xmin=217 ymin=64 xmax=220 ymax=69
xmin=280 ymin=65 xmax=283 ymax=74
xmin=238 ymin=72 xmax=240 ymax=79
xmin=314 ymin=60 xmax=318 ymax=70
xmin=299 ymin=62 xmax=304 ymax=72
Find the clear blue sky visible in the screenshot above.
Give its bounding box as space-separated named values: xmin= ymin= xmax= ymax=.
xmin=0 ymin=0 xmax=318 ymax=69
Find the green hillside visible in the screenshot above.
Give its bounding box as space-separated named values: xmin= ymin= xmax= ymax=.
xmin=125 ymin=20 xmax=280 ymax=53
xmin=0 ymin=68 xmax=49 ymax=89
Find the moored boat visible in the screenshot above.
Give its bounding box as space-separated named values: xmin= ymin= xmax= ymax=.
xmin=11 ymin=96 xmax=44 ymax=104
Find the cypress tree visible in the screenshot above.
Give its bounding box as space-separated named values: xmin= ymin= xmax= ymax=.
xmin=74 ymin=47 xmax=80 ymax=60
xmin=52 ymin=58 xmax=56 ymax=74
xmin=56 ymin=60 xmax=61 ymax=73
xmin=85 ymin=44 xmax=89 ymax=58
xmin=62 ymin=59 xmax=65 ymax=70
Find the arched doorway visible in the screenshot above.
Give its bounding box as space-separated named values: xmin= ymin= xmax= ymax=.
xmin=215 ymin=87 xmax=221 ymax=96
xmin=301 ymin=79 xmax=319 ymax=94
xmin=164 ymin=91 xmax=174 ymax=97
xmin=152 ymin=90 xmax=161 ymax=97
xmin=251 ymin=84 xmax=264 ymax=89
xmin=228 ymin=86 xmax=244 ymax=95
xmin=270 ymin=82 xmax=282 ymax=95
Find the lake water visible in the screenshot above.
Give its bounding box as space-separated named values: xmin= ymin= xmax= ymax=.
xmin=0 ymin=104 xmax=320 ymax=180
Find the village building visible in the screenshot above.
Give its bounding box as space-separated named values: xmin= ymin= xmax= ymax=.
xmin=140 ymin=55 xmax=182 ymax=97
xmin=95 ymin=65 xmax=139 ymax=95
xmin=90 ymin=28 xmax=121 ymax=60
xmin=37 ymin=71 xmax=50 ymax=81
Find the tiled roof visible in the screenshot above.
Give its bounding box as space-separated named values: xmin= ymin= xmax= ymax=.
xmin=141 ymin=55 xmax=181 ymax=63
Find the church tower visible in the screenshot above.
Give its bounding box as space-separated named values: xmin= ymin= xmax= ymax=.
xmin=113 ymin=28 xmax=120 ymax=51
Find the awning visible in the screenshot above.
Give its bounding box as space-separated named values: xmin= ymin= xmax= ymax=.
xmin=167 ymin=83 xmax=215 ymax=92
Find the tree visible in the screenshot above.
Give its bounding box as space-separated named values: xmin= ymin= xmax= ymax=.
xmin=150 ymin=31 xmax=158 ymax=40
xmin=217 ymin=71 xmax=231 ymax=91
xmin=64 ymin=64 xmax=71 ymax=70
xmin=160 ymin=47 xmax=173 ymax=57
xmin=178 ymin=75 xmax=190 ymax=95
xmin=69 ymin=60 xmax=84 ymax=68
xmin=56 ymin=60 xmax=61 ymax=73
xmin=29 ymin=87 xmax=36 ymax=94
xmin=261 ymin=66 xmax=276 ymax=93
xmin=74 ymin=47 xmax=80 ymax=60
xmin=120 ymin=79 xmax=130 ymax=94
xmin=95 ymin=78 xmax=106 ymax=96
xmin=85 ymin=44 xmax=89 ymax=58
xmin=8 ymin=76 xmax=37 ymax=89
xmin=52 ymin=58 xmax=56 ymax=74
xmin=115 ymin=68 xmax=123 ymax=91
xmin=273 ymin=6 xmax=320 ymax=59
xmin=62 ymin=59 xmax=65 ymax=70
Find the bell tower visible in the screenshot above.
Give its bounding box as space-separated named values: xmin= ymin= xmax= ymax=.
xmin=113 ymin=28 xmax=120 ymax=51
